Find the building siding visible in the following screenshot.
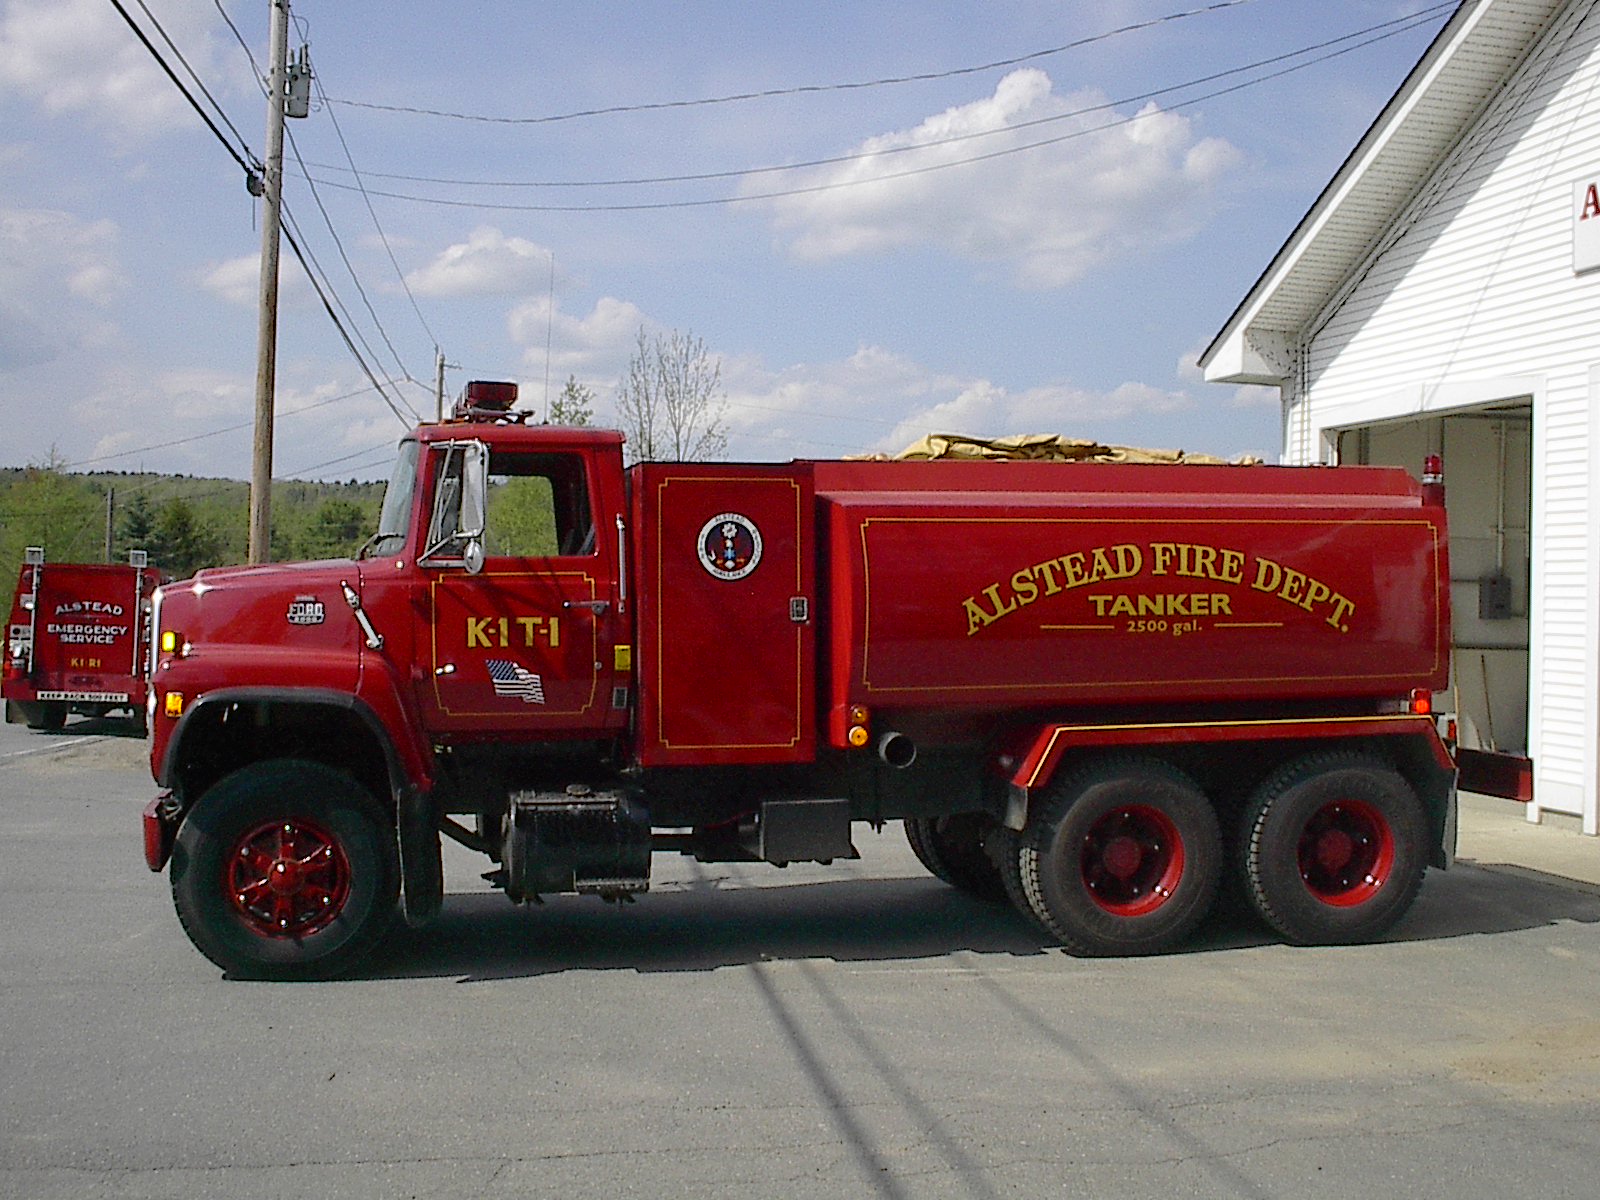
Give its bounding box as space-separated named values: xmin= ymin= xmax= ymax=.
xmin=1285 ymin=0 xmax=1600 ymax=822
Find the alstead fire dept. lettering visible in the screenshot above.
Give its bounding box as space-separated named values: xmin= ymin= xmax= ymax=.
xmin=962 ymin=540 xmax=1356 ymax=636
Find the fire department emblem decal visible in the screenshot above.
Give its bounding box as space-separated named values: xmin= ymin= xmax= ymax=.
xmin=697 ymin=512 xmax=763 ymax=580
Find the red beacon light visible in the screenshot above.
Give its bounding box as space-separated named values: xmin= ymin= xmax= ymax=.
xmin=452 ymin=380 xmax=520 ymax=422
xmin=1420 ymin=453 xmax=1445 ymax=506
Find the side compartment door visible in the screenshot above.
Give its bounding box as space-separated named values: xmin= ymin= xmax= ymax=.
xmin=635 ymin=464 xmax=815 ymax=766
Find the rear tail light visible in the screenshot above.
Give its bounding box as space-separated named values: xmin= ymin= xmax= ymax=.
xmin=1410 ymin=689 xmax=1433 ymax=715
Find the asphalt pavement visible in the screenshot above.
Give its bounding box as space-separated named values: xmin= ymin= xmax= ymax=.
xmin=1 ymin=717 xmax=1597 ymax=1200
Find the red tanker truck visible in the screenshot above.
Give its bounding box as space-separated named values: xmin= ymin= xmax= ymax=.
xmin=140 ymin=382 xmax=1530 ymax=978
xmin=5 ymin=548 xmax=161 ymax=733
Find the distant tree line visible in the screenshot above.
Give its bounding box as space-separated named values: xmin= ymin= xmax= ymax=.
xmin=0 ymin=459 xmax=384 ymax=582
xmin=0 ymin=325 xmax=731 ymax=582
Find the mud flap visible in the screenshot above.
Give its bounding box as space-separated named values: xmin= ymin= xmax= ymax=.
xmin=1456 ymin=748 xmax=1534 ymax=803
xmin=397 ymin=786 xmax=444 ymax=927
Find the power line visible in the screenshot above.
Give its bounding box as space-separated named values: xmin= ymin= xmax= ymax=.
xmin=297 ymin=4 xmax=1454 ymax=196
xmin=107 ymin=0 xmax=417 ymax=429
xmin=300 ymin=8 xmax=1450 ymax=216
xmin=311 ymin=64 xmax=441 ymax=350
xmin=283 ymin=125 xmax=421 ymax=392
xmin=212 ymin=1 xmax=422 ymax=401
xmin=132 ymin=0 xmax=256 ymax=165
xmin=323 ymin=0 xmax=1262 ymax=125
xmin=61 ymin=387 xmax=384 ymax=471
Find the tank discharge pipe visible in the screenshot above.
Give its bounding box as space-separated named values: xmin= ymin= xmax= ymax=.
xmin=877 ymin=732 xmax=917 ymax=769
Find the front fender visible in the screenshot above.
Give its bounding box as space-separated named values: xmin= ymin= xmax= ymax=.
xmin=156 ymin=685 xmax=431 ymax=806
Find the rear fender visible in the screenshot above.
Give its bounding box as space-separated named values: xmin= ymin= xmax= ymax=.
xmin=1003 ymin=714 xmax=1455 ymax=831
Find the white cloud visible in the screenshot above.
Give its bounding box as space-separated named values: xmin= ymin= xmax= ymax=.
xmin=719 ymin=343 xmax=1205 ymax=459
xmin=507 ymin=294 xmax=647 ymax=383
xmin=197 ymin=252 xmax=312 ymax=309
xmin=406 ymin=226 xmax=553 ymax=298
xmin=0 ymin=0 xmax=233 ymax=140
xmin=0 ymin=206 xmax=125 ymax=368
xmin=752 ymin=68 xmax=1242 ymax=288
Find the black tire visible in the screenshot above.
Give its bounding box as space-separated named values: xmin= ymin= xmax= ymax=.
xmin=902 ymin=814 xmax=1007 ymax=902
xmin=1019 ymin=758 xmax=1222 ymax=956
xmin=1242 ymin=753 xmax=1427 ymax=945
xmin=170 ymin=759 xmax=399 ymax=980
xmin=990 ymin=824 xmax=1050 ymax=932
xmin=25 ymin=702 xmax=67 ymax=731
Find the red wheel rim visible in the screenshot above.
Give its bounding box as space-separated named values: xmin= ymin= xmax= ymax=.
xmin=1080 ymin=804 xmax=1185 ymax=916
xmin=1297 ymin=799 xmax=1395 ymax=907
xmin=226 ymin=818 xmax=351 ymax=937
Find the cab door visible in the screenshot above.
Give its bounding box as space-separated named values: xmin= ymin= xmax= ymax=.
xmin=417 ymin=442 xmax=622 ymax=737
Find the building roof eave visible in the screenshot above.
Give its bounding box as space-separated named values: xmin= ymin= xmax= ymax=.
xmin=1200 ymin=0 xmax=1570 ymax=383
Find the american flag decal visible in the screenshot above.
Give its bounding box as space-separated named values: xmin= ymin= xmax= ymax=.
xmin=486 ymin=659 xmax=545 ymax=704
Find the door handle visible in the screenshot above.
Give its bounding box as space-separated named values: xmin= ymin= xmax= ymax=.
xmin=563 ymin=599 xmax=610 ymax=613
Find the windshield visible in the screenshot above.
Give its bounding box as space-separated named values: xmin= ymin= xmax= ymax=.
xmin=362 ymin=440 xmax=421 ymax=558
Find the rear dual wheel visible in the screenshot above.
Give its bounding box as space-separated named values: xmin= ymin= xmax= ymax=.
xmin=903 ymin=814 xmax=1007 ymax=902
xmin=170 ymin=759 xmax=399 ymax=980
xmin=1015 ymin=759 xmax=1222 ymax=956
xmin=1241 ymin=753 xmax=1427 ymax=945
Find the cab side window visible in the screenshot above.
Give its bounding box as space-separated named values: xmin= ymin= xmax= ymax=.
xmin=483 ymin=452 xmax=595 ymax=558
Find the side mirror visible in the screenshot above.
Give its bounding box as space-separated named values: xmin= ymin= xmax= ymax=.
xmin=460 ymin=445 xmax=487 ymax=542
xmin=420 ymin=440 xmax=490 ymax=569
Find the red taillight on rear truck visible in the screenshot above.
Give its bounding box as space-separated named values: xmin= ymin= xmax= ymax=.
xmin=1410 ymin=689 xmax=1432 ymax=715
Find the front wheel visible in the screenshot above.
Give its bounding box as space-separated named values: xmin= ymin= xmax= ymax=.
xmin=1018 ymin=759 xmax=1222 ymax=956
xmin=1242 ymin=754 xmax=1427 ymax=945
xmin=170 ymin=759 xmax=399 ymax=980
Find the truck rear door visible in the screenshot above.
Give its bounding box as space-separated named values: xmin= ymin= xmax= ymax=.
xmin=632 ymin=463 xmax=816 ymax=767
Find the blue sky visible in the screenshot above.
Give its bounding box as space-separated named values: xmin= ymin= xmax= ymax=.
xmin=0 ymin=0 xmax=1457 ymax=480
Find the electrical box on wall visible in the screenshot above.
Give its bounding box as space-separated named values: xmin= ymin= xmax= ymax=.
xmin=1479 ymin=573 xmax=1514 ymax=620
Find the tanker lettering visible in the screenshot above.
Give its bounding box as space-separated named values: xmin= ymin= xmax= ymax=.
xmin=962 ymin=540 xmax=1357 ymax=636
xmin=1087 ymin=593 xmax=1232 ymax=618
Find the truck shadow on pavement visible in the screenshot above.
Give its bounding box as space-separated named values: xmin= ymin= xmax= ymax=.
xmin=371 ymin=858 xmax=1600 ymax=982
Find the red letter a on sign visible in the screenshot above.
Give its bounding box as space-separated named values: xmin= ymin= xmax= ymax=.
xmin=1583 ymin=183 xmax=1600 ymax=220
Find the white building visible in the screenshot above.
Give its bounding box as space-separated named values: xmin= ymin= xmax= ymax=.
xmin=1202 ymin=0 xmax=1600 ymax=834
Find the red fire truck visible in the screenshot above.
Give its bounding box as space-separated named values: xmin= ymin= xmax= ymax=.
xmin=140 ymin=382 xmax=1530 ymax=978
xmin=5 ymin=548 xmax=161 ymax=733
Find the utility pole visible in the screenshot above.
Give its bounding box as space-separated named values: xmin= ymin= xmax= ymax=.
xmin=436 ymin=348 xmax=446 ymax=422
xmin=248 ymin=0 xmax=290 ymax=565
xmin=104 ymin=487 xmax=114 ymax=563
xmin=434 ymin=347 xmax=458 ymax=421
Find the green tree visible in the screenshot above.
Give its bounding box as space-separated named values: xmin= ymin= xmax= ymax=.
xmin=484 ymin=476 xmax=557 ymax=557
xmin=117 ymin=492 xmax=158 ymax=561
xmin=151 ymin=498 xmax=221 ymax=579
xmin=614 ymin=327 xmax=728 ymax=463
xmin=549 ymin=375 xmax=595 ymax=426
xmin=0 ymin=451 xmax=102 ymax=577
xmin=301 ymin=497 xmax=369 ymax=560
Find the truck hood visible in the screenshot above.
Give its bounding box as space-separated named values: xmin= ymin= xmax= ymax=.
xmin=155 ymin=559 xmax=369 ymax=688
